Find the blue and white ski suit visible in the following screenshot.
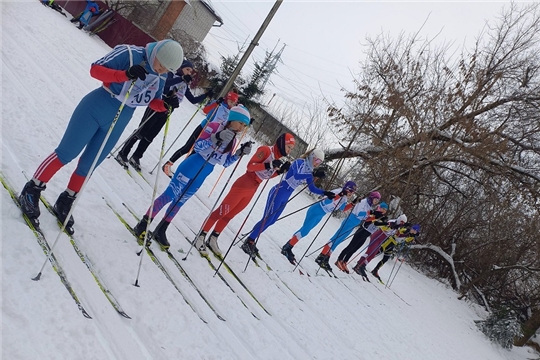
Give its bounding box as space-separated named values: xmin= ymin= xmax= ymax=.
xmin=147 ymin=122 xmax=239 ymax=222
xmin=329 ymin=197 xmax=373 ymax=252
xmin=292 ymin=188 xmax=349 ymax=241
xmin=249 ymin=158 xmax=325 ymax=240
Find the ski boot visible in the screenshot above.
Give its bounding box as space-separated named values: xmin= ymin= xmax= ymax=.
xmin=129 ymin=156 xmax=141 ymax=172
xmin=206 ymin=231 xmax=221 ymax=256
xmin=194 ymin=231 xmax=208 ymax=256
xmin=152 ymin=220 xmax=170 ymax=250
xmin=241 ymin=238 xmax=258 ymax=260
xmin=335 ymin=260 xmax=350 ymax=274
xmin=281 ymin=242 xmax=296 ymax=265
xmin=371 ymin=263 xmax=383 ymax=282
xmin=315 ymin=253 xmax=326 ymax=267
xmin=115 ymin=152 xmax=129 ymax=169
xmin=19 ymin=180 xmax=46 ymax=225
xmin=352 ymin=263 xmax=369 ymax=281
xmin=162 ymin=161 xmax=174 ymax=178
xmin=133 ymin=215 xmax=152 ymax=243
xmin=53 ymin=191 xmax=76 ymax=235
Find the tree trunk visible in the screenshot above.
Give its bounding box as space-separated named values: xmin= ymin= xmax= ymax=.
xmin=514 ymin=309 xmax=540 ymax=346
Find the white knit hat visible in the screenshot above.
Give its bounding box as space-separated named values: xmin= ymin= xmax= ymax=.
xmin=156 ymin=40 xmax=184 ymax=72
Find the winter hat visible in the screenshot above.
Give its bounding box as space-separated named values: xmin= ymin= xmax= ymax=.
xmin=308 ymin=148 xmax=325 ymax=166
xmin=342 ymin=181 xmax=357 ymax=193
xmin=378 ymin=202 xmax=389 ymax=210
xmin=227 ymin=105 xmax=251 ymax=126
xmin=180 ymin=59 xmax=193 ymax=69
xmin=276 ymin=133 xmax=295 ymax=157
xmin=395 ymin=214 xmax=407 ymax=225
xmin=225 ymin=91 xmax=239 ymax=104
xmin=369 ymin=191 xmax=381 ymax=200
xmin=155 ymin=40 xmax=184 ymax=73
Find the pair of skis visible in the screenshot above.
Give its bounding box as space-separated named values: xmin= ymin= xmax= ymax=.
xmin=1 ymin=173 xmax=130 ymax=319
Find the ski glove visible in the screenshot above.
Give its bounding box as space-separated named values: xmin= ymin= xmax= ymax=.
xmin=313 ymin=169 xmax=326 ymax=179
xmin=163 ymin=91 xmax=179 ymax=109
xmin=265 ymin=159 xmax=283 ymax=170
xmin=211 ymin=128 xmax=235 ymax=147
xmin=277 ymin=161 xmax=291 ymax=174
xmin=182 ymin=74 xmax=192 ymax=83
xmin=235 ymin=142 xmax=253 ymax=156
xmin=216 ymin=97 xmax=225 ymax=105
xmin=323 ymin=191 xmax=336 ymax=199
xmin=205 ymin=89 xmax=214 ymax=98
xmin=125 ymin=65 xmax=148 ymax=81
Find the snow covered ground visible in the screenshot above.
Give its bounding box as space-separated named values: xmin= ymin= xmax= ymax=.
xmin=1 ymin=2 xmax=538 ymax=360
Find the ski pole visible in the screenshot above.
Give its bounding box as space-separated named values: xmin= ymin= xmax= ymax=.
xmin=387 ymin=243 xmax=410 ymax=288
xmin=242 ymin=172 xmax=287 ymax=272
xmin=149 ymin=101 xmax=205 ymax=174
xmin=275 ymin=197 xmax=327 ymax=223
xmin=214 ymin=178 xmax=270 ymax=276
xmin=133 ymin=106 xmax=173 ymax=286
xmin=293 ymin=199 xmax=343 ymax=271
xmin=207 ymin=128 xmax=248 ymax=197
xmin=33 ymin=81 xmax=136 ymax=281
xmin=183 ymin=143 xmax=252 ymax=261
xmin=234 ymin=182 xmax=313 ymax=245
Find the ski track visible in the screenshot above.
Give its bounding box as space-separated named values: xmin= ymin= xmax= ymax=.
xmin=2 ymin=3 xmax=534 ymax=360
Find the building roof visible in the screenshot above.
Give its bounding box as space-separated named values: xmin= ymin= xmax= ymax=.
xmin=186 ymin=0 xmax=223 ymax=26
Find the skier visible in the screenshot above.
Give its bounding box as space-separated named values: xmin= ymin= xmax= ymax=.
xmin=370 ymin=224 xmax=420 ymax=280
xmin=241 ymin=149 xmax=334 ymax=261
xmin=162 ymin=90 xmax=239 ymax=177
xmin=70 ymin=0 xmax=100 ymax=29
xmin=279 ymin=180 xmax=357 ymax=264
xmin=351 ymin=214 xmax=408 ymax=279
xmin=196 ymin=133 xmax=296 ymax=256
xmin=19 ymin=39 xmax=184 ymax=234
xmin=335 ymin=201 xmax=389 ymax=272
xmin=314 ymin=191 xmax=382 ymax=272
xmin=133 ymin=105 xmax=252 ymax=250
xmin=116 ymin=59 xmax=213 ymax=171
xmin=41 ymin=0 xmax=67 ymax=16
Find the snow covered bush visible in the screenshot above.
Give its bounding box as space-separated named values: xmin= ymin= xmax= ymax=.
xmin=476 ymin=309 xmax=523 ymax=349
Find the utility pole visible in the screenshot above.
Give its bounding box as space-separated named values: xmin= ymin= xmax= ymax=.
xmin=218 ymin=0 xmax=283 ymax=98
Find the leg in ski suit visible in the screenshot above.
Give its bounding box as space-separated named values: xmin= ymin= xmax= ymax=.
xmin=288 ymin=204 xmax=327 ymax=245
xmin=146 ymin=153 xmax=214 ymax=222
xmin=33 ymin=87 xmax=135 ymax=192
xmin=328 ymin=215 xmax=361 ymax=252
xmin=168 ymin=124 xmax=203 ymax=163
xmin=248 ymin=185 xmax=292 ymax=240
xmin=118 ymin=107 xmax=169 ymax=160
xmin=356 ymin=229 xmax=389 ymax=267
xmin=202 ymin=173 xmax=259 ymax=234
xmin=337 ymin=227 xmax=371 ymax=262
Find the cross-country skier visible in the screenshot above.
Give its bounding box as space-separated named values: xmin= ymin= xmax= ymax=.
xmin=70 ymin=0 xmax=100 ymax=29
xmin=351 ymin=214 xmax=409 ymax=279
xmin=19 ymin=40 xmax=183 ymax=235
xmin=279 ymin=180 xmax=357 ymax=264
xmin=116 ymin=59 xmax=213 ymax=171
xmin=314 ymin=191 xmax=382 ymax=272
xmin=335 ymin=201 xmax=389 ymax=273
xmin=196 ymin=133 xmax=296 ymax=256
xmin=133 ymin=105 xmax=252 ymax=249
xmin=370 ymin=223 xmax=420 ymax=279
xmin=162 ymin=90 xmax=239 ymax=177
xmin=241 ymin=149 xmax=334 ymax=260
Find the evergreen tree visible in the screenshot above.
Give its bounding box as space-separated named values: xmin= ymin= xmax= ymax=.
xmin=476 ymin=308 xmax=523 ymax=349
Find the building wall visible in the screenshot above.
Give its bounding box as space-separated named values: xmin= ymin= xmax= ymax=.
xmin=173 ymin=1 xmax=216 ymax=42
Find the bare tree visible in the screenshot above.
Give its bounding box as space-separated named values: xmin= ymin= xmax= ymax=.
xmin=327 ymin=3 xmax=540 ymax=345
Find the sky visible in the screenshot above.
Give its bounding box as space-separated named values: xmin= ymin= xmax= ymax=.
xmin=202 ymin=1 xmax=510 ymax=112
xmin=2 ymin=2 xmax=540 ymax=359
